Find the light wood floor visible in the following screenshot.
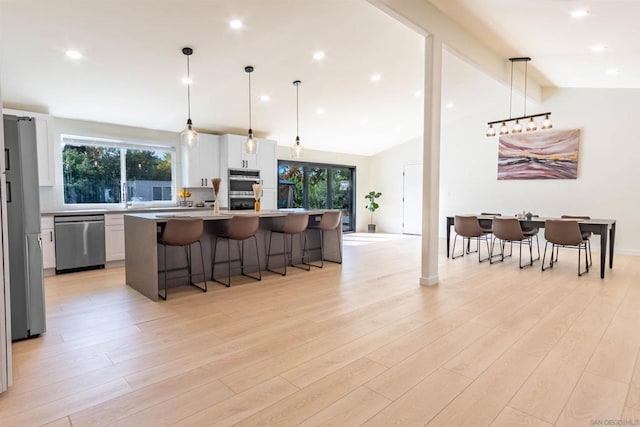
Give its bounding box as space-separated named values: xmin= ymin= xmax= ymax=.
xmin=2 ymin=234 xmax=640 ymax=426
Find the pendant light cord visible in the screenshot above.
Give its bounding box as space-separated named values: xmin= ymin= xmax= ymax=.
xmin=186 ymin=54 xmax=192 ymax=121
xmin=248 ymin=71 xmax=252 ymax=130
xmin=509 ymin=60 xmax=514 ymax=119
xmin=523 ymin=60 xmax=528 ymax=116
xmin=296 ymin=83 xmax=299 ymax=138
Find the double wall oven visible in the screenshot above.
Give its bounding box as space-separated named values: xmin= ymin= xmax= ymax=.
xmin=228 ymin=168 xmax=260 ymax=210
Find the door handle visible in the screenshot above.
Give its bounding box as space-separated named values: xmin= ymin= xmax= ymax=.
xmin=4 ymin=148 xmax=9 ymax=171
xmin=50 ymin=231 xmax=53 ymax=242
xmin=6 ymin=181 xmax=11 ymax=203
xmin=204 ymin=178 xmax=207 ymax=186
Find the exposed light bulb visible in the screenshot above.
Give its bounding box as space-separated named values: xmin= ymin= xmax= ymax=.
xmin=512 ymin=120 xmax=523 ymax=133
xmin=291 ymin=137 xmax=303 ymax=158
xmin=181 ymin=121 xmax=199 ymax=148
xmin=486 ymin=124 xmax=496 ymax=137
xmin=526 ymin=118 xmax=537 ymax=132
xmin=244 ymin=132 xmax=257 ymax=154
xmin=499 ymin=122 xmax=509 ymax=135
xmin=542 ymin=115 xmax=553 ymax=130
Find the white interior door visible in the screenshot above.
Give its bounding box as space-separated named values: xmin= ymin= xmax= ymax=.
xmin=403 ymin=164 xmax=423 ymax=235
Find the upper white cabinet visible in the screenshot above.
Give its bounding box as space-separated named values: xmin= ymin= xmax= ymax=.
xmin=258 ymin=139 xmax=277 ymax=190
xmin=220 ymin=134 xmax=258 ymax=170
xmin=181 ymin=133 xmax=220 ymax=188
xmin=3 ymin=108 xmax=55 ymax=186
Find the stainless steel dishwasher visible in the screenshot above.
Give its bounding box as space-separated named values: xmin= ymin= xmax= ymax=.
xmin=54 ymin=215 xmax=106 ymax=273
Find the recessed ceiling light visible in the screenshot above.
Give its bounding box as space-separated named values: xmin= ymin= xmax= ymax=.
xmin=361 ymin=119 xmax=368 ymax=125
xmin=65 ymin=50 xmax=83 ymax=60
xmin=414 ymin=91 xmax=422 ymax=97
xmin=229 ymin=19 xmax=243 ymax=29
xmin=370 ymin=74 xmax=381 ymax=82
xmin=316 ymin=108 xmax=325 ymax=115
xmin=446 ymin=102 xmax=454 ymax=109
xmin=591 ymin=44 xmax=607 ymax=52
xmin=570 ymin=9 xmax=589 ymax=18
xmin=181 ymin=77 xmax=193 ymax=85
xmin=260 ymin=95 xmax=270 ymax=102
xmin=606 ymin=68 xmax=619 ymax=75
xmin=313 ymin=51 xmax=325 ymax=61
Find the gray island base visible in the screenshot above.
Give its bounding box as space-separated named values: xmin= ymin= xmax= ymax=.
xmin=124 ymin=209 xmax=342 ymax=301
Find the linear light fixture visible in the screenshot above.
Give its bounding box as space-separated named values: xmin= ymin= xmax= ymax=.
xmin=486 ymin=57 xmax=552 ymax=137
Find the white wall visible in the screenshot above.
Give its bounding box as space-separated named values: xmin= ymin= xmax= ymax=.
xmin=39 ymin=117 xmax=181 ymax=212
xmin=370 ymin=136 xmax=423 ymax=233
xmin=278 ymin=146 xmax=371 ymax=233
xmin=440 ymin=87 xmax=640 ymax=254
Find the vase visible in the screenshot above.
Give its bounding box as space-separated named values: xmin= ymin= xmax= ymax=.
xmin=254 ymin=199 xmax=260 ymax=212
xmin=213 ymin=200 xmax=220 ymax=215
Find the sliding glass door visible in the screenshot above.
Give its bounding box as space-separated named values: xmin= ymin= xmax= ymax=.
xmin=278 ymin=161 xmax=355 ymax=232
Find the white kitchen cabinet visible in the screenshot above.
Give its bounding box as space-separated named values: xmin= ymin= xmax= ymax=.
xmin=181 ymin=133 xmax=220 ymax=188
xmin=258 ymin=139 xmax=277 ymax=189
xmin=261 ymin=188 xmax=276 ymax=210
xmin=40 ymin=217 xmax=56 ymax=269
xmin=4 ymin=108 xmax=55 ymax=186
xmin=220 ymin=134 xmax=258 ymax=170
xmin=105 ymin=214 xmax=125 ymax=261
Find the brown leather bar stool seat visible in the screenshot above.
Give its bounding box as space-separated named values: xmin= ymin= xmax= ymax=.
xmin=451 ymin=215 xmax=491 ymax=262
xmin=307 ymin=211 xmax=342 ymax=268
xmin=267 ymin=213 xmax=310 ymax=275
xmin=157 ymin=218 xmax=207 ymax=300
xmin=211 ymin=215 xmax=261 ymax=287
xmin=542 ymin=219 xmax=589 ymax=276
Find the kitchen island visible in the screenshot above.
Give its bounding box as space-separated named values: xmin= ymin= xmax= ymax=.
xmin=124 ymin=209 xmax=342 ymax=301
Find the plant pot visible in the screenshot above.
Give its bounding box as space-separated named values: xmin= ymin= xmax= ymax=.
xmin=368 ymin=224 xmax=376 ymax=233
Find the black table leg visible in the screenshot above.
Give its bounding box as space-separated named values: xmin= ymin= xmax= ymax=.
xmin=599 ymin=224 xmax=607 ymax=279
xmin=609 ymin=222 xmax=616 ymax=269
xmin=446 ymin=218 xmax=452 ymax=258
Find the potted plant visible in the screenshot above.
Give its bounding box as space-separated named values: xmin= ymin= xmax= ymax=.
xmin=365 ymin=191 xmax=382 ymax=232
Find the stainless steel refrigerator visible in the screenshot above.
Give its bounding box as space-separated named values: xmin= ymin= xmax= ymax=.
xmin=3 ymin=114 xmax=45 ymax=340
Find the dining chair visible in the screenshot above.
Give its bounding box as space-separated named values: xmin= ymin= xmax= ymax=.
xmin=490 ymin=217 xmax=534 ymax=268
xmin=157 ymin=218 xmax=207 ymax=300
xmin=451 ymin=215 xmax=491 ymax=262
xmin=542 ymin=219 xmax=589 ymax=276
xmin=211 ymin=215 xmax=262 ymax=287
xmin=561 ymin=215 xmax=592 ymax=266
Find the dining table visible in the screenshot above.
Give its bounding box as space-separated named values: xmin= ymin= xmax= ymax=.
xmin=445 ymin=215 xmax=617 ymax=279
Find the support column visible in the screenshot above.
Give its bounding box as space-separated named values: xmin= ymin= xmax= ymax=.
xmin=420 ymin=34 xmax=442 ymax=286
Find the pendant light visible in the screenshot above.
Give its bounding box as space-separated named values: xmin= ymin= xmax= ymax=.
xmin=180 ymin=47 xmax=198 ymax=148
xmin=291 ymin=80 xmax=303 ymax=158
xmin=486 ymin=57 xmax=552 ymax=137
xmin=244 ymin=65 xmax=257 ymax=154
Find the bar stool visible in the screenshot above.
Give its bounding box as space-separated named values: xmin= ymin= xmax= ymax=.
xmin=157 ymin=218 xmax=207 ymax=300
xmin=211 ymin=215 xmax=261 ymax=287
xmin=307 ymin=211 xmax=342 ymax=268
xmin=266 ymin=213 xmax=310 ymax=276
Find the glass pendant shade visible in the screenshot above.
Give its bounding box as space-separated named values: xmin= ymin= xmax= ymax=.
xmin=291 ymin=136 xmax=303 ymax=158
xmin=486 ymin=124 xmax=496 ymax=137
xmin=512 ymin=120 xmax=522 ymax=133
xmin=245 ymin=130 xmax=257 ymax=154
xmin=181 ymin=122 xmax=199 ymax=148
xmin=541 ymin=114 xmax=553 ymax=129
xmin=499 ymin=122 xmax=509 ymax=135
xmin=526 ymin=117 xmax=537 ymax=132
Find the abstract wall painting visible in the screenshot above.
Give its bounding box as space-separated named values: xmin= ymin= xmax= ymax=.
xmin=497 ymin=129 xmax=580 ymax=180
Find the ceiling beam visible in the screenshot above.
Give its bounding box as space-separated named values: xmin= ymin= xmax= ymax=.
xmin=367 ymin=0 xmax=543 ymax=102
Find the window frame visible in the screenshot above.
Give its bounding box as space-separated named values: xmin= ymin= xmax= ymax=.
xmin=61 ymin=134 xmax=177 ymax=208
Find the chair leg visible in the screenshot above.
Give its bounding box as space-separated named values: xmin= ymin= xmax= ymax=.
xmin=451 ymin=234 xmax=465 ymax=259
xmin=309 ymin=229 xmax=324 ymax=269
xmin=291 ymin=232 xmax=311 ymax=271
xmin=541 ymin=242 xmax=554 ymax=271
xmin=478 ymin=236 xmax=490 ymax=263
xmin=188 ymin=241 xmax=207 ymax=292
xmin=240 ymin=236 xmax=262 ymax=281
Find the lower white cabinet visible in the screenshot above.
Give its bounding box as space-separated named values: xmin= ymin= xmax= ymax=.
xmin=105 ymin=214 xmax=125 ymax=262
xmin=41 ymin=217 xmax=56 ymax=269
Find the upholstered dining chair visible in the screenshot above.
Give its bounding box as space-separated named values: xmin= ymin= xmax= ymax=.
xmin=542 ymin=219 xmax=590 ymax=276
xmin=451 ymin=215 xmax=491 ymax=263
xmin=211 ymin=215 xmax=261 ymax=287
xmin=490 ymin=217 xmax=534 ymax=268
xmin=157 ymin=218 xmax=207 ymax=300
xmin=561 ymin=215 xmax=592 ymax=266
